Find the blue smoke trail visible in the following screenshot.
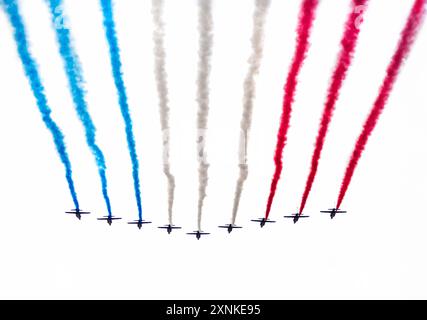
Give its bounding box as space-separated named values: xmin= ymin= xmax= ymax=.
xmin=46 ymin=0 xmax=112 ymax=216
xmin=99 ymin=0 xmax=142 ymax=219
xmin=1 ymin=0 xmax=80 ymax=210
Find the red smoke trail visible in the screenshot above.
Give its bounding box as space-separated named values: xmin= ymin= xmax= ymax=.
xmin=336 ymin=0 xmax=426 ymax=209
xmin=298 ymin=0 xmax=369 ymax=214
xmin=265 ymin=0 xmax=319 ymax=219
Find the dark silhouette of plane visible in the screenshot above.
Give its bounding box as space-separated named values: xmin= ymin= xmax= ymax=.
xmin=158 ymin=224 xmax=182 ymax=234
xmin=128 ymin=219 xmax=152 ymax=229
xmin=320 ymin=208 xmax=347 ymax=219
xmin=218 ymin=224 xmax=242 ymax=233
xmin=251 ymin=218 xmax=276 ymax=228
xmin=284 ymin=213 xmax=309 ymax=224
xmin=97 ymin=215 xmax=122 ymax=225
xmin=65 ymin=209 xmax=90 ymax=220
xmin=186 ymin=230 xmax=210 ymax=240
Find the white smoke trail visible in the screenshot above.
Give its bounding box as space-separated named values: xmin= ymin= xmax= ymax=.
xmin=231 ymin=0 xmax=271 ymax=225
xmin=152 ymin=0 xmax=175 ymax=225
xmin=196 ymin=0 xmax=213 ymax=231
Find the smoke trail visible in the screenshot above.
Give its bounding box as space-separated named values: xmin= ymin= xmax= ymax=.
xmin=196 ymin=0 xmax=213 ymax=231
xmin=231 ymin=0 xmax=271 ymax=225
xmin=99 ymin=0 xmax=142 ymax=219
xmin=336 ymin=0 xmax=426 ymax=208
xmin=47 ymin=0 xmax=112 ymax=216
xmin=298 ymin=0 xmax=369 ymax=214
xmin=264 ymin=0 xmax=319 ymax=219
xmin=1 ymin=0 xmax=80 ymax=209
xmin=151 ymin=0 xmax=175 ymax=225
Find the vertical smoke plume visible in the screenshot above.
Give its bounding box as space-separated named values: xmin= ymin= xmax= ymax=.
xmin=1 ymin=0 xmax=80 ymax=210
xmin=298 ymin=0 xmax=369 ymax=214
xmin=151 ymin=0 xmax=175 ymax=225
xmin=100 ymin=0 xmax=143 ymax=219
xmin=336 ymin=0 xmax=426 ymax=208
xmin=196 ymin=0 xmax=213 ymax=231
xmin=47 ymin=0 xmax=113 ymax=216
xmin=231 ymin=0 xmax=271 ymax=225
xmin=265 ymin=0 xmax=319 ymax=219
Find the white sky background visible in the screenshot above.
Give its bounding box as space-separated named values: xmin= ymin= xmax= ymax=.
xmin=0 ymin=0 xmax=426 ymax=299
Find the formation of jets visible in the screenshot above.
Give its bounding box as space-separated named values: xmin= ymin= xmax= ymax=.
xmin=64 ymin=206 xmax=347 ymax=237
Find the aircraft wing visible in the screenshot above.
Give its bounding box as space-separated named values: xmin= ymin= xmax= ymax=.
xmin=66 ymin=211 xmax=90 ymax=214
xmin=187 ymin=232 xmax=209 ymax=235
xmin=129 ymin=220 xmax=151 ymax=224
